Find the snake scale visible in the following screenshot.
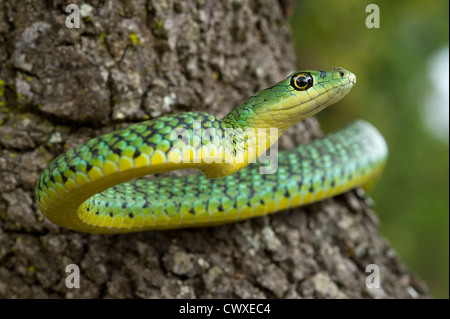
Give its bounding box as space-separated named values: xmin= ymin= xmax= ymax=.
xmin=35 ymin=68 xmax=388 ymax=233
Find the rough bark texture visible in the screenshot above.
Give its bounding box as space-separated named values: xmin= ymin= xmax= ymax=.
xmin=0 ymin=0 xmax=430 ymax=298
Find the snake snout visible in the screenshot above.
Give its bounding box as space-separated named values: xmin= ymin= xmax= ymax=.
xmin=348 ymin=72 xmax=357 ymax=85
xmin=332 ymin=67 xmax=357 ymax=84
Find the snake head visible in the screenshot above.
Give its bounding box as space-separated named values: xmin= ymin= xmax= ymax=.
xmin=240 ymin=67 xmax=356 ymax=132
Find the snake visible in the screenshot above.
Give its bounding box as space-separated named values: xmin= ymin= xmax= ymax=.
xmin=35 ymin=67 xmax=388 ymax=234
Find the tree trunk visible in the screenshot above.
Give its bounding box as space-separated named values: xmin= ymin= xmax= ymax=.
xmin=0 ymin=0 xmax=429 ymax=298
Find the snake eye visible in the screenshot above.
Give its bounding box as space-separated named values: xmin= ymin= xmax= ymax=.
xmin=290 ymin=72 xmax=313 ymax=91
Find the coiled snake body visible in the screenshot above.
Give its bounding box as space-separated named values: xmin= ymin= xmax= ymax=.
xmin=35 ymin=68 xmax=388 ymax=233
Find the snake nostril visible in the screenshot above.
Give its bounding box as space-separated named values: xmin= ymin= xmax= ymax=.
xmin=339 ymin=71 xmax=345 ymax=77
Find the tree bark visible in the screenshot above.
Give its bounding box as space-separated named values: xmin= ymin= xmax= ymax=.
xmin=0 ymin=0 xmax=429 ymax=298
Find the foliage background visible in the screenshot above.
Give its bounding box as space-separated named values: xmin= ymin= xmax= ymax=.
xmin=290 ymin=0 xmax=449 ymax=298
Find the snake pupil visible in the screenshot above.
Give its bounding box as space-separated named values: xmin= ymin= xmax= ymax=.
xmin=291 ymin=72 xmax=313 ymax=91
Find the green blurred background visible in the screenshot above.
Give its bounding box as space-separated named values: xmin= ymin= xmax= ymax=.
xmin=290 ymin=0 xmax=449 ymax=298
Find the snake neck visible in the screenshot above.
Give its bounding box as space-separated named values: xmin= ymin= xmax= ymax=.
xmin=222 ymin=104 xmax=291 ymax=146
xmin=209 ymin=106 xmax=282 ymax=179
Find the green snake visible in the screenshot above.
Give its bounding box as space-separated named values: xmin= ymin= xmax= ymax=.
xmin=35 ymin=68 xmax=388 ymax=234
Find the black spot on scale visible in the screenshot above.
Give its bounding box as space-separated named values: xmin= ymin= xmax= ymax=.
xmin=133 ymin=149 xmax=141 ymax=159
xmin=320 ymin=71 xmax=327 ymax=79
xmin=86 ymin=162 xmax=93 ymax=172
xmin=111 ymin=148 xmax=122 ymax=155
xmin=111 ymin=133 xmax=122 ymax=142
xmin=109 ymin=212 xmax=113 ymax=217
xmin=121 ymin=202 xmax=127 ymax=209
xmin=133 ymin=131 xmax=146 ymax=141
xmin=128 ymin=213 xmax=134 ymax=218
xmin=309 ymin=185 xmax=314 ymax=193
